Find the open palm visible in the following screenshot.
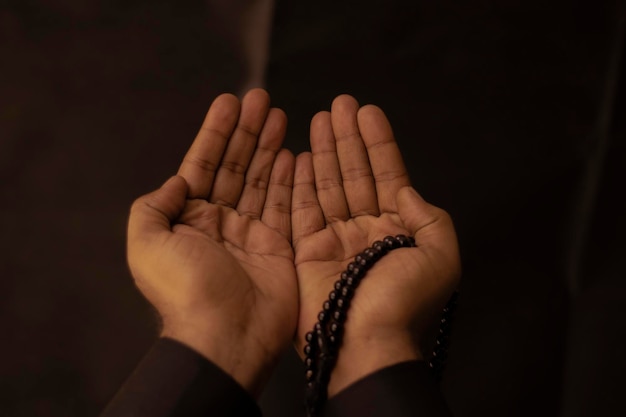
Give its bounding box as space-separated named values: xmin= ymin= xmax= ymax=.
xmin=128 ymin=89 xmax=297 ymax=395
xmin=291 ymin=96 xmax=460 ymax=394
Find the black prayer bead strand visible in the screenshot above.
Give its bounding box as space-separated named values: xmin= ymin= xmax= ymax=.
xmin=429 ymin=290 xmax=459 ymax=381
xmin=304 ymin=235 xmax=417 ymax=417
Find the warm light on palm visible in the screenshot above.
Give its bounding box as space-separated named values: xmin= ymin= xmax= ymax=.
xmin=290 ymin=95 xmax=460 ymax=394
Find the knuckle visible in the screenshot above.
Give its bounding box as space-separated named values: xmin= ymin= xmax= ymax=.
xmin=315 ymin=177 xmax=343 ymax=191
xmin=341 ymin=167 xmax=372 ymax=182
xmin=374 ymin=169 xmax=407 ymax=183
xmin=184 ymin=155 xmax=219 ymax=173
xmin=220 ymin=160 xmax=247 ymax=175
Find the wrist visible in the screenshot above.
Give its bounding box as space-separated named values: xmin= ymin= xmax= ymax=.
xmin=161 ymin=317 xmax=274 ymax=398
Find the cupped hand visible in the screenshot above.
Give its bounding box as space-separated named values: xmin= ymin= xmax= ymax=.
xmin=291 ymin=95 xmax=461 ymax=395
xmin=127 ymin=89 xmax=297 ymax=396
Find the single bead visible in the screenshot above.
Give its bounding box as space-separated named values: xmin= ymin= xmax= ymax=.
xmin=431 ymin=349 xmax=447 ymax=361
xmin=395 ymin=234 xmax=410 ymax=247
xmin=373 ymin=240 xmax=387 ymax=254
xmin=351 ymin=266 xmax=363 ymax=279
xmin=334 ymin=281 xmax=343 ymax=291
xmin=439 ymin=317 xmax=451 ymax=330
xmin=322 ymin=300 xmax=331 ymax=311
xmin=317 ymin=333 xmax=327 ymax=351
xmin=329 ymin=334 xmax=339 ymax=345
xmin=330 ymin=322 xmax=340 ymax=333
xmin=341 ymin=286 xmax=353 ymax=298
xmin=436 ymin=335 xmax=450 ymax=347
xmin=328 ymin=290 xmax=338 ymax=301
xmin=408 ymin=236 xmax=416 ymax=246
xmin=318 ymin=311 xmax=327 ymax=322
xmin=364 ymin=248 xmax=378 ymax=260
xmin=305 ymin=332 xmax=314 ymax=343
xmin=314 ymin=322 xmax=323 ymax=332
xmin=305 ymin=369 xmax=314 ymax=381
xmin=318 ymin=354 xmax=336 ymax=372
xmin=333 ymin=310 xmax=345 ymax=322
xmin=340 ymin=271 xmax=350 ymax=282
xmin=345 ymin=276 xmax=355 ymax=286
xmin=305 ymin=357 xmax=314 ymax=368
xmin=304 ymin=344 xmax=312 ymax=355
xmin=336 ymin=297 xmax=349 ymax=309
xmin=435 ymin=336 xmax=449 ymax=348
xmin=384 ymin=235 xmax=400 ymax=249
xmin=347 ymin=262 xmax=357 ymax=273
xmin=330 ymin=323 xmax=344 ymax=339
xmin=357 ymin=254 xmax=371 ymax=268
xmin=305 ymin=383 xmax=318 ymax=403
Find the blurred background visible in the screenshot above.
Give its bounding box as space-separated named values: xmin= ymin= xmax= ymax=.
xmin=1 ymin=0 xmax=624 ymax=416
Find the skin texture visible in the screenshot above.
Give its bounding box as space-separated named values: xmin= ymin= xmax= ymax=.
xmin=291 ymin=95 xmax=461 ymax=395
xmin=126 ymin=89 xmax=461 ymax=399
xmin=127 ymin=89 xmax=298 ymax=397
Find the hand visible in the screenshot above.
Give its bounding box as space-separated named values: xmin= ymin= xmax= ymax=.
xmin=127 ymin=89 xmax=297 ymax=397
xmin=291 ymin=95 xmax=461 ymax=395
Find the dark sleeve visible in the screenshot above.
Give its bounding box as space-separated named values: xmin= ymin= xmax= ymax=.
xmin=322 ymin=361 xmax=453 ymax=417
xmin=100 ymin=338 xmax=261 ymax=417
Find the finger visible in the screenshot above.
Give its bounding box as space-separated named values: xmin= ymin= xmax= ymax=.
xmin=397 ymin=186 xmax=460 ymax=280
xmin=209 ymin=88 xmax=271 ymax=207
xmin=236 ymin=108 xmax=287 ymax=218
xmin=357 ymin=105 xmax=411 ymax=213
xmin=310 ymin=111 xmax=350 ymax=223
xmin=292 ymin=152 xmax=325 ymax=248
xmin=178 ymin=94 xmax=240 ymax=198
xmin=330 ymin=95 xmax=379 ymax=217
xmin=128 ymin=176 xmax=189 ymax=244
xmin=261 ymin=149 xmax=295 ymax=241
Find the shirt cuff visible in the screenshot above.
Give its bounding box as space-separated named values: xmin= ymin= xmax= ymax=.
xmin=101 ymin=337 xmax=261 ymax=417
xmin=322 ymin=361 xmax=453 ymax=417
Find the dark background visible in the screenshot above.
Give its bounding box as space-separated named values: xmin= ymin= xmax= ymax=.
xmin=1 ymin=1 xmax=624 ymax=416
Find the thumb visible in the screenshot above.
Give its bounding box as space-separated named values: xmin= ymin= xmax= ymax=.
xmin=128 ymin=175 xmax=189 ymax=242
xmin=397 ymin=186 xmax=461 ymax=284
xmin=396 ymin=186 xmax=457 ymax=250
xmin=396 ymin=186 xmax=432 ymax=234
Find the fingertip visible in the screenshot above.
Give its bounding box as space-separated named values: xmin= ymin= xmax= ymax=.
xmin=243 ymin=87 xmax=270 ymax=99
xmin=277 ymin=147 xmax=295 ymax=162
xmin=310 ymin=111 xmax=331 ymax=131
xmin=310 ymin=112 xmax=335 ymax=154
xmin=273 ymin=149 xmax=296 ymax=182
xmin=242 ymin=88 xmax=271 ymax=108
xmin=211 ymin=92 xmax=240 ymax=109
xmin=356 ymin=104 xmax=395 ymax=139
xmin=259 ymin=108 xmax=288 ymax=149
xmin=331 ymin=94 xmax=359 ymax=112
xmin=269 ymin=107 xmax=288 ymax=125
xmin=356 ymin=104 xmax=386 ymax=122
xmin=294 ymin=152 xmax=313 ymax=180
xmin=161 ymin=174 xmax=189 ymax=196
xmin=296 ymin=150 xmax=312 ymax=161
xmin=396 ymin=186 xmax=429 ymax=234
